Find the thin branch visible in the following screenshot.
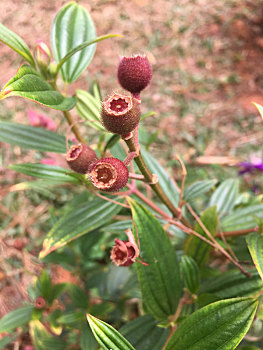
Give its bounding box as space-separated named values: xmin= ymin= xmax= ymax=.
xmin=175 ymin=154 xmax=187 ymax=208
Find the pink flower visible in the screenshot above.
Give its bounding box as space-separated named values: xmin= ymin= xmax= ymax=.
xmin=110 ymin=229 xmax=140 ymax=266
xmin=28 ymin=110 xmax=56 ymax=131
xmin=41 ymin=158 xmax=56 ymax=166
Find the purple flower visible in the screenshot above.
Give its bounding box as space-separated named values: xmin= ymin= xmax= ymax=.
xmin=238 ymin=158 xmax=263 ymax=175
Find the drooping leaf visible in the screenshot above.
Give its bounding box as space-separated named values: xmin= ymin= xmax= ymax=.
xmin=0 ymin=22 xmax=35 ymax=66
xmin=184 ymin=179 xmax=217 ymax=201
xmin=0 ymin=65 xmax=76 ymax=110
xmin=184 ymin=206 xmax=217 ymax=266
xmin=0 ymin=121 xmax=67 ymax=153
xmin=221 ymin=204 xmax=263 ymax=231
xmin=246 ymin=233 xmax=263 ymax=281
xmin=9 ymin=163 xmax=79 ymax=184
xmin=199 ymin=269 xmax=263 ymax=298
xmin=0 ymin=305 xmax=34 ymax=333
xmin=129 ymin=199 xmax=181 ymax=321
xmin=165 ymin=298 xmax=258 ymax=350
xmin=29 ymin=320 xmax=66 ymax=350
xmin=180 ymin=255 xmax=200 ymax=294
xmin=76 ymin=89 xmax=104 ymax=131
xmin=51 ymin=2 xmax=96 ymax=83
xmin=120 ymin=315 xmax=169 ymax=350
xmin=209 ymin=178 xmax=239 ymax=215
xmin=40 ymin=196 xmax=122 ymax=258
xmin=142 ymin=149 xmax=179 ymax=207
xmin=87 ymin=314 xmax=135 ymax=350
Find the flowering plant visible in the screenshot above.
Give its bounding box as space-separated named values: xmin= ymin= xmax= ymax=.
xmin=0 ymin=2 xmax=263 ymax=349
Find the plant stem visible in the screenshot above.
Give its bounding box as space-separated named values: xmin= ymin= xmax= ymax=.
xmin=124 ymin=137 xmax=191 ymax=227
xmin=63 ymin=110 xmax=86 ymax=144
xmin=216 ymin=227 xmax=258 ymax=238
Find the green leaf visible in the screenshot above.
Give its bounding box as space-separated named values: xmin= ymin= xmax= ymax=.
xmin=0 ymin=65 xmax=76 ymax=111
xmin=57 ymin=311 xmax=84 ymax=325
xmin=120 ymin=315 xmax=169 ymax=350
xmin=142 ymin=149 xmax=179 ymax=207
xmin=184 ymin=179 xmax=217 ymax=201
xmin=209 ymin=178 xmax=239 ymax=215
xmin=80 ymin=323 xmax=98 ymax=350
xmin=199 ymin=269 xmax=263 ymax=298
xmin=180 ymin=255 xmax=200 ymax=294
xmin=87 ymin=314 xmax=135 ymax=350
xmin=76 ymin=89 xmax=104 ymax=131
xmin=184 ymin=206 xmax=217 ymax=266
xmin=253 ymin=102 xmax=263 ymax=121
xmin=29 ymin=320 xmax=66 ymax=350
xmin=40 ymin=196 xmax=122 ymax=258
xmin=0 ymin=22 xmax=35 ymax=66
xmin=221 ymin=204 xmax=263 ymax=231
xmin=56 ymin=34 xmax=121 ymax=75
xmin=9 ymin=163 xmax=79 ymax=184
xmin=0 ymin=305 xmax=34 ymax=332
xmin=246 ymin=233 xmax=263 ymax=281
xmin=140 ymin=111 xmax=156 ymax=121
xmin=0 ymin=121 xmax=67 ymax=153
xmin=38 ymin=270 xmax=52 ymax=303
xmin=165 ymin=298 xmax=258 ymax=350
xmin=129 ymin=199 xmax=181 ymax=321
xmin=69 ymin=284 xmax=89 ymax=309
xmin=51 ymin=1 xmax=96 ymax=83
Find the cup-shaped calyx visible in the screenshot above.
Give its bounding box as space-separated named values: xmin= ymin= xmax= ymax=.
xmin=117 ymin=54 xmax=152 ymax=94
xmin=88 ymin=157 xmax=129 ymax=192
xmin=101 ymin=93 xmax=140 ymax=135
xmin=66 ymin=144 xmax=97 ymax=174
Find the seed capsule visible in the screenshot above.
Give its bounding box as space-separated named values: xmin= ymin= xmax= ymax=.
xmin=101 ymin=93 xmax=140 ymax=135
xmin=88 ymin=157 xmax=129 ymax=192
xmin=66 ymin=144 xmax=97 ymax=174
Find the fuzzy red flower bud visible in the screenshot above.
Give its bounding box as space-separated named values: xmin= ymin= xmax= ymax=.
xmin=66 ymin=144 xmax=97 ymax=174
xmin=88 ymin=157 xmax=129 ymax=192
xmin=111 ymin=239 xmax=139 ymax=266
xmin=117 ymin=54 xmax=152 ymax=94
xmin=35 ymin=296 xmax=46 ymax=309
xmin=101 ymin=93 xmax=140 ymax=135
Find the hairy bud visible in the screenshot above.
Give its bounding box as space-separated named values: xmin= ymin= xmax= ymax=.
xmin=66 ymin=144 xmax=97 ymax=174
xmin=34 ymin=40 xmax=51 ymax=76
xmin=101 ymin=93 xmax=140 ymax=135
xmin=117 ymin=54 xmax=152 ymax=94
xmin=88 ymin=157 xmax=129 ymax=192
xmin=35 ymin=296 xmax=46 ymax=309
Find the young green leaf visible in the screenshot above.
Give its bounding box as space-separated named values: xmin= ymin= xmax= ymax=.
xmin=184 ymin=206 xmax=217 ymax=266
xmin=0 ymin=121 xmax=67 ymax=153
xmin=0 ymin=65 xmax=76 ymax=111
xmin=120 ymin=315 xmax=169 ymax=350
xmin=40 ymin=196 xmax=122 ymax=258
xmin=180 ymin=255 xmax=200 ymax=294
xmin=253 ymin=102 xmax=263 ymax=121
xmin=0 ymin=22 xmax=35 ymax=66
xmin=76 ymin=89 xmax=104 ymax=131
xmin=51 ymin=2 xmax=96 ymax=83
xmin=9 ymin=163 xmax=79 ymax=184
xmin=165 ymin=298 xmax=258 ymax=350
xmin=246 ymin=233 xmax=263 ymax=281
xmin=129 ymin=199 xmax=181 ymax=321
xmin=209 ymin=178 xmax=239 ymax=215
xmin=0 ymin=305 xmax=34 ymax=333
xmin=87 ymin=314 xmax=135 ymax=350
